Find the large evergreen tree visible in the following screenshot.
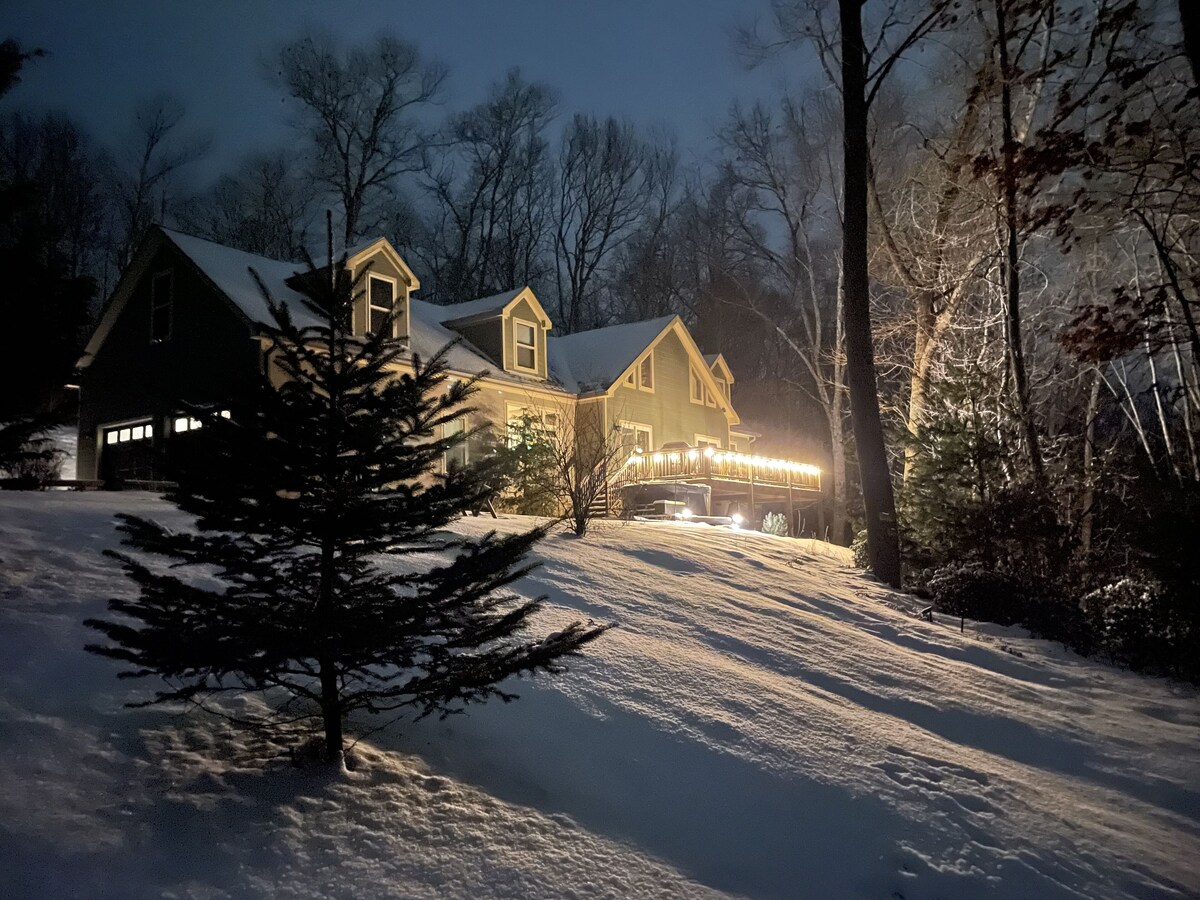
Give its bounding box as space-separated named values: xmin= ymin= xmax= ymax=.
xmin=85 ymin=256 xmax=608 ymax=764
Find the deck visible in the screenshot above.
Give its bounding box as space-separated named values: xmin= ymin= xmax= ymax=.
xmin=614 ymin=446 xmax=824 ymax=535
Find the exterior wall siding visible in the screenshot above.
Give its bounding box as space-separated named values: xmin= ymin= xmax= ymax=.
xmin=605 ymin=330 xmax=730 ymax=449
xmin=77 ymin=243 xmax=260 ymax=479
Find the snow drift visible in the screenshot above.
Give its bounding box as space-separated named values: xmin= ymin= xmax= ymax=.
xmin=0 ymin=492 xmax=1197 ymax=899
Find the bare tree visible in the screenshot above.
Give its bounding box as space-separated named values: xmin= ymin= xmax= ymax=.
xmin=276 ymin=33 xmax=445 ymax=244
xmin=554 ymin=115 xmax=670 ymax=331
xmin=720 ymin=99 xmax=851 ymax=542
xmin=108 ymin=95 xmax=209 ymax=270
xmin=420 ymin=70 xmax=555 ymax=302
xmin=176 ymin=150 xmax=314 ymax=259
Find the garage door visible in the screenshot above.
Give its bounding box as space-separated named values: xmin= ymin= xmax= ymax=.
xmin=99 ymin=420 xmax=157 ymax=486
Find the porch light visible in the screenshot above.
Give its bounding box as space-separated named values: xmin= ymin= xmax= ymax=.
xmin=703 ymin=446 xmax=715 ymax=458
xmin=731 ymin=512 xmax=744 ymax=526
xmin=687 ymin=449 xmax=699 ymax=461
xmin=680 ymin=508 xmax=693 ymax=519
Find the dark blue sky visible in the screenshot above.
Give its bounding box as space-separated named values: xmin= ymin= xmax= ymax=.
xmin=7 ymin=0 xmax=817 ymax=184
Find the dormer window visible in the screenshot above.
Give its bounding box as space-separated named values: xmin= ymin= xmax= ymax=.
xmin=514 ymin=319 xmax=538 ymax=371
xmin=150 ymin=271 xmax=172 ymax=342
xmin=368 ymin=275 xmax=396 ymax=336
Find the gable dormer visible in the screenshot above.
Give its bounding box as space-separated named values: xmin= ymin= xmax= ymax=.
xmin=706 ymin=353 xmax=735 ymax=406
xmin=346 ymin=238 xmax=421 ymax=342
xmin=437 ymin=287 xmax=552 ymax=380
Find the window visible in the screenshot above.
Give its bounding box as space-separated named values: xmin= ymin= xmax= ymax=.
xmin=695 ymin=434 xmax=723 ymax=449
xmin=506 ymin=403 xmax=558 ymax=448
xmin=103 ymin=421 xmax=154 ymax=445
xmin=514 ymin=320 xmax=538 ymax=371
xmin=618 ymin=421 xmax=653 ymax=455
xmin=173 ymin=410 xmax=230 ymax=434
xmin=444 ymin=417 xmax=468 ymax=471
xmin=638 ymin=353 xmax=654 ymax=392
xmin=689 ymin=365 xmax=705 ymax=404
xmin=623 ymin=352 xmax=655 ymax=391
xmin=150 ymin=271 xmax=172 ymax=342
xmin=368 ymin=276 xmax=395 ymax=336
xmin=714 ymin=376 xmax=727 ymax=400
xmin=705 ymin=386 xmax=717 ymax=407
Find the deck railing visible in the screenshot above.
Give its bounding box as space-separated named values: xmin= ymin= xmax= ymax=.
xmin=617 ymin=446 xmax=821 ymax=492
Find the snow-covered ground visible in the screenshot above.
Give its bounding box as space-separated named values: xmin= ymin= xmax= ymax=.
xmin=1 ymin=492 xmax=1197 ymax=899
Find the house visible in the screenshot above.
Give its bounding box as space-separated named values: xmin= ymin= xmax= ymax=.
xmin=76 ymin=227 xmax=820 ymax=527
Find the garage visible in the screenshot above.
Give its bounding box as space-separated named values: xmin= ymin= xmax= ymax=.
xmin=98 ymin=420 xmax=157 ymax=486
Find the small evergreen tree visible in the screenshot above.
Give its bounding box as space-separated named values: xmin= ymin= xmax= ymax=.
xmin=85 ymin=258 xmax=609 ymax=764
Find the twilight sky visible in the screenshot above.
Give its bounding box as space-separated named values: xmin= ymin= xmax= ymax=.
xmin=6 ymin=0 xmax=818 ymax=185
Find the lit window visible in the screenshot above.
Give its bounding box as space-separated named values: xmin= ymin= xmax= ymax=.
xmin=618 ymin=421 xmax=652 ymax=455
xmin=689 ymin=366 xmax=704 ymax=404
xmin=514 ymin=321 xmax=537 ymax=371
xmin=150 ymin=271 xmax=173 ymax=342
xmin=368 ymin=276 xmax=395 ymax=336
xmin=639 ymin=354 xmax=654 ymax=391
xmin=175 ymin=417 xmax=190 ymax=433
xmin=220 ymin=409 xmax=231 ymax=419
xmin=443 ymin=417 xmax=468 ymax=471
xmin=104 ymin=421 xmax=155 ymax=445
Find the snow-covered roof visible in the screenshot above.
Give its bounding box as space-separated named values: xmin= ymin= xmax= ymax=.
xmin=158 ymin=229 xmax=566 ymax=393
xmin=162 ymin=229 xmax=321 ymax=328
xmin=434 ymin=289 xmax=527 ymax=325
xmin=547 ymin=316 xmax=676 ymax=393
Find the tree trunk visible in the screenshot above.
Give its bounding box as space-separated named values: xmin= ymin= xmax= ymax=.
xmin=830 ymin=410 xmax=849 ymax=545
xmin=1180 ymin=0 xmax=1200 ymax=92
xmin=995 ymin=0 xmax=1047 ymax=487
xmin=903 ymin=316 xmax=934 ymax=481
xmin=317 ymin=540 xmax=344 ymax=764
xmin=840 ymin=0 xmax=902 ymax=588
xmin=1080 ymin=369 xmax=1101 ymax=557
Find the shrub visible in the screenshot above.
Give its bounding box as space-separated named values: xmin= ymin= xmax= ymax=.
xmin=1082 ymin=579 xmax=1199 ymax=678
xmin=762 ymin=511 xmax=788 ymax=536
xmin=927 ymin=564 xmax=1031 ymax=626
xmin=851 ymin=530 xmax=870 ymax=568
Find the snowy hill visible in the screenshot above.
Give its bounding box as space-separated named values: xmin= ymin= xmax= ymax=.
xmin=1 ymin=493 xmax=1197 ymax=899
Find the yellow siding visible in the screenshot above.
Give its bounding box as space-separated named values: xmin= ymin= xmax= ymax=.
xmin=504 ymin=297 xmax=548 ymax=379
xmin=606 ymin=330 xmax=730 ymax=449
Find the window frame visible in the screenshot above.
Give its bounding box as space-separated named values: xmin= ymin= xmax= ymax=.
xmin=512 ymin=318 xmax=540 ymax=373
xmin=617 ymin=419 xmax=653 ymax=455
xmin=150 ymin=270 xmax=173 ymax=343
xmin=694 ymin=433 xmax=724 ymax=449
xmin=367 ymin=273 xmax=400 ymax=338
xmin=689 ymin=364 xmax=705 ymax=404
xmin=443 ymin=416 xmax=469 ymax=472
xmin=637 ymin=352 xmax=655 ymax=393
